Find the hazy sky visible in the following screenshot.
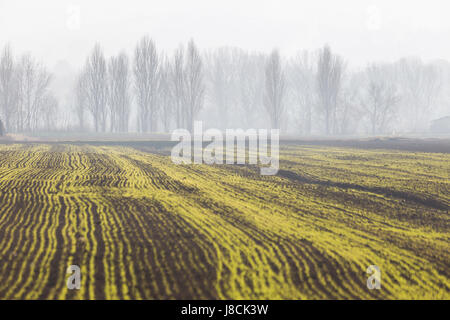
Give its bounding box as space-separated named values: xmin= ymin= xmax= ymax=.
xmin=1 ymin=0 xmax=449 ymax=71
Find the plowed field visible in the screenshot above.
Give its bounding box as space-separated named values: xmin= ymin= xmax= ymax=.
xmin=0 ymin=143 xmax=448 ymax=299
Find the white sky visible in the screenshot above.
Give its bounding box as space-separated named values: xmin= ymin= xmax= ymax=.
xmin=1 ymin=0 xmax=449 ymax=70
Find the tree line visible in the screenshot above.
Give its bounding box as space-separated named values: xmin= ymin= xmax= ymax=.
xmin=0 ymin=45 xmax=57 ymax=133
xmin=73 ymin=37 xmax=204 ymax=134
xmin=0 ymin=37 xmax=447 ymax=136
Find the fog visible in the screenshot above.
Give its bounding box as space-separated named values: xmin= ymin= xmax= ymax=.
xmin=0 ymin=0 xmax=449 ymax=136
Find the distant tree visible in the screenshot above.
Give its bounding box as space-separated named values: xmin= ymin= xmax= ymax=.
xmin=361 ymin=64 xmax=400 ymax=134
xmin=0 ymin=45 xmax=18 ymax=132
xmin=158 ymin=56 xmax=173 ymax=132
xmin=108 ymin=52 xmax=131 ymax=132
xmin=397 ymin=58 xmax=441 ymax=132
xmin=316 ymin=45 xmax=344 ymax=135
xmin=170 ymin=45 xmax=186 ymax=128
xmin=237 ymin=52 xmax=265 ymax=128
xmin=335 ymin=72 xmax=363 ymax=135
xmin=74 ymin=71 xmax=87 ymax=130
xmin=207 ymin=47 xmax=241 ymax=129
xmin=134 ymin=36 xmax=159 ymax=132
xmin=264 ymin=49 xmax=286 ymax=129
xmin=184 ymin=39 xmax=204 ymax=131
xmin=17 ymin=54 xmax=52 ymax=132
xmin=289 ymin=51 xmax=315 ymax=135
xmin=84 ymin=44 xmax=108 ymax=132
xmin=40 ymin=94 xmax=58 ymax=131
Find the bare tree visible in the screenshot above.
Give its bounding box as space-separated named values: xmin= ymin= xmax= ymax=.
xmin=0 ymin=45 xmax=18 ymax=132
xmin=74 ymin=71 xmax=87 ymax=130
xmin=335 ymin=73 xmax=363 ymax=135
xmin=170 ymin=45 xmax=186 ymax=128
xmin=237 ymin=52 xmax=265 ymax=128
xmin=207 ymin=47 xmax=241 ymax=129
xmin=17 ymin=54 xmax=52 ymax=132
xmin=289 ymin=51 xmax=315 ymax=135
xmin=134 ymin=36 xmax=159 ymax=132
xmin=184 ymin=40 xmax=204 ymax=131
xmin=84 ymin=44 xmax=108 ymax=132
xmin=316 ymin=45 xmax=344 ymax=135
xmin=397 ymin=58 xmax=441 ymax=132
xmin=264 ymin=49 xmax=286 ymax=129
xmin=109 ymin=52 xmax=131 ymax=132
xmin=361 ymin=64 xmax=400 ymax=134
xmin=40 ymin=94 xmax=58 ymax=131
xmin=158 ymin=56 xmax=173 ymax=132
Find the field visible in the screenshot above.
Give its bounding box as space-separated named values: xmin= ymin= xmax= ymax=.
xmin=0 ymin=142 xmax=448 ymax=299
